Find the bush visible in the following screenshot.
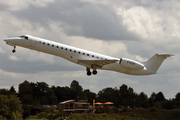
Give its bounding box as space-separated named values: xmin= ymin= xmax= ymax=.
xmin=95 ymin=107 xmax=117 ymax=114
xmin=149 ymin=107 xmax=157 ymax=112
xmin=0 ymin=115 xmax=7 ymax=120
xmin=113 ymin=107 xmax=120 ymax=113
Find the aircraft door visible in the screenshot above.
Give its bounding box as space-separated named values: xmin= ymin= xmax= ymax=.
xmin=30 ymin=38 xmax=36 ymax=48
xmin=21 ymin=36 xmax=31 ymax=47
xmin=21 ymin=36 xmax=36 ymax=48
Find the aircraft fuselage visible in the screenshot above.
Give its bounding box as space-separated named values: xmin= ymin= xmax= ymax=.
xmin=4 ymin=35 xmax=171 ymax=76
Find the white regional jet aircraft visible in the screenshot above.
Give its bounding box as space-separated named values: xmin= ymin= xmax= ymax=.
xmin=4 ymin=35 xmax=173 ymax=76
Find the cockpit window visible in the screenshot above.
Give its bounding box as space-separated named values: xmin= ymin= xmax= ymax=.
xmin=20 ymin=35 xmax=25 ymax=38
xmin=24 ymin=36 xmax=28 ymax=40
xmin=19 ymin=35 xmax=28 ymax=40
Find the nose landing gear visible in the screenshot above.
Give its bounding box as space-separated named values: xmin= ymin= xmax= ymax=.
xmin=12 ymin=46 xmax=16 ymax=53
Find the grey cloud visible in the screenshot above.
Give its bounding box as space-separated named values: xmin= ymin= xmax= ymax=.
xmin=0 ymin=3 xmax=9 ymax=11
xmin=120 ymin=0 xmax=175 ymax=10
xmin=11 ymin=0 xmax=139 ymax=41
xmin=0 ymin=54 xmax=82 ymax=73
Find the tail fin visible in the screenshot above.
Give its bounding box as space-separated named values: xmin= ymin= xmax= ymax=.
xmin=143 ymin=53 xmax=174 ymax=72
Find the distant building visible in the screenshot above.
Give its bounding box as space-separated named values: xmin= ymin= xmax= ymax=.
xmin=32 ymin=100 xmax=92 ymax=115
xmin=59 ymin=100 xmax=92 ymax=114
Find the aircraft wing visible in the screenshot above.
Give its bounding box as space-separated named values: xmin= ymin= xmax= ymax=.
xmin=78 ymin=59 xmax=119 ymax=68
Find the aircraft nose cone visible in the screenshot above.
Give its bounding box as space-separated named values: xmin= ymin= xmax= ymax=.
xmin=4 ymin=37 xmax=16 ymax=43
xmin=4 ymin=37 xmax=17 ymax=47
xmin=4 ymin=39 xmax=8 ymax=42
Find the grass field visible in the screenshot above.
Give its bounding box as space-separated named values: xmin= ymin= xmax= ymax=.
xmin=26 ymin=108 xmax=180 ymax=120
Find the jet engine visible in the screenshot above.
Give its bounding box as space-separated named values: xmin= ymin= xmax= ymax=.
xmin=119 ymin=58 xmax=144 ymax=69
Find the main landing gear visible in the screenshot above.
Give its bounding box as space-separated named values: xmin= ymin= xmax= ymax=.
xmin=86 ymin=67 xmax=97 ymax=76
xmin=12 ymin=46 xmax=16 ymax=53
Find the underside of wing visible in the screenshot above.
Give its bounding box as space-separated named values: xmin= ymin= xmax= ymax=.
xmin=78 ymin=59 xmax=119 ymax=68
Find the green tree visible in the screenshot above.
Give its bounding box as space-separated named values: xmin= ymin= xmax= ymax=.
xmin=155 ymin=92 xmax=166 ymax=102
xmin=0 ymin=88 xmax=10 ymax=95
xmin=32 ymin=81 xmax=49 ymax=99
xmin=70 ymin=80 xmax=83 ymax=101
xmin=44 ymin=88 xmax=57 ymax=104
xmin=18 ymin=80 xmax=34 ymax=105
xmin=30 ymin=81 xmax=57 ymax=105
xmin=83 ymin=89 xmax=96 ymax=104
xmin=138 ymin=92 xmax=149 ymax=108
xmin=119 ymin=84 xmax=129 ymax=106
xmin=175 ymin=92 xmax=180 ymax=108
xmin=19 ymin=80 xmax=33 ymax=98
xmin=51 ymin=86 xmax=71 ymax=102
xmin=118 ymin=84 xmax=137 ymax=107
xmin=9 ymin=86 xmax=16 ymax=95
xmin=119 ymin=84 xmax=128 ymax=97
xmin=150 ymin=92 xmax=156 ymax=100
xmin=0 ymin=95 xmax=23 ymax=119
xmin=175 ymin=93 xmax=180 ymax=101
xmin=97 ymin=87 xmax=115 ymax=103
xmin=148 ymin=98 xmax=154 ymax=108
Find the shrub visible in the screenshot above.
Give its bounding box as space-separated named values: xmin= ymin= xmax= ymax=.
xmin=149 ymin=107 xmax=157 ymax=112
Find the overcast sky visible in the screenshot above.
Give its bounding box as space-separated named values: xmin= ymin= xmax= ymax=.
xmin=0 ymin=0 xmax=179 ymax=99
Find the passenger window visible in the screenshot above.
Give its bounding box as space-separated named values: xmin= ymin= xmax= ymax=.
xmin=47 ymin=43 xmax=49 ymax=46
xmin=39 ymin=41 xmax=41 ymax=43
xmin=57 ymin=46 xmax=59 ymax=48
xmin=92 ymin=55 xmax=94 ymax=57
xmin=52 ymin=45 xmax=54 ymax=47
xmin=87 ymin=54 xmax=89 ymax=56
xmin=78 ymin=52 xmax=81 ymax=54
xmin=83 ymin=53 xmax=85 ymax=55
xmin=61 ymin=47 xmax=63 ymax=49
xmin=70 ymin=49 xmax=72 ymax=51
xmin=74 ymin=50 xmax=76 ymax=53
xmin=43 ymin=42 xmax=45 ymax=44
xmin=65 ymin=48 xmax=67 ymax=50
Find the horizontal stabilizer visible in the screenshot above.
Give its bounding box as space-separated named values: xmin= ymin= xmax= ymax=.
xmin=156 ymin=54 xmax=174 ymax=58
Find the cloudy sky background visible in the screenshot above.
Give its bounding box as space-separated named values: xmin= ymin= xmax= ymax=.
xmin=0 ymin=0 xmax=179 ymax=99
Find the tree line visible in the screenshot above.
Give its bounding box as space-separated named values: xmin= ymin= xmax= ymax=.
xmin=1 ymin=80 xmax=180 ymax=119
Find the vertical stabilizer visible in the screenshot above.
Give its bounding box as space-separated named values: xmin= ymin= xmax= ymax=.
xmin=144 ymin=54 xmax=173 ymax=72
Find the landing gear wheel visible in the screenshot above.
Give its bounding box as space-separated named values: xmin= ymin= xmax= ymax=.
xmin=87 ymin=71 xmax=91 ymax=76
xmin=12 ymin=46 xmax=16 ymax=53
xmin=12 ymin=49 xmax=16 ymax=53
xmin=92 ymin=70 xmax=97 ymax=75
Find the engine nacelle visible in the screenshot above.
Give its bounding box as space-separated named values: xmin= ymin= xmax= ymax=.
xmin=119 ymin=58 xmax=144 ymax=69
